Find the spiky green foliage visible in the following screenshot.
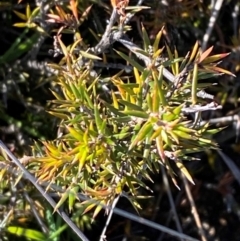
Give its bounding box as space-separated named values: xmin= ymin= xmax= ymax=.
xmin=0 ymin=1 xmax=237 ymax=240
xmin=29 ymin=25 xmax=232 ymax=216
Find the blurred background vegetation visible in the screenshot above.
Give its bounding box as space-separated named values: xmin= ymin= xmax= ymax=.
xmin=0 ymin=0 xmax=240 ymax=241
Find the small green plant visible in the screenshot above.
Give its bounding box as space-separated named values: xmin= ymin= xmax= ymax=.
xmin=25 ymin=0 xmax=234 ymax=218
xmin=0 ymin=1 xmax=236 ymax=241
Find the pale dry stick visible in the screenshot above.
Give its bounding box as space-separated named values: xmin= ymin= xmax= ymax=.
xmin=232 ymin=2 xmax=239 ymax=37
xmin=200 ymin=114 xmax=240 ymax=142
xmin=93 ymin=0 xmax=145 ymax=54
xmin=200 ymin=114 xmax=239 ymax=126
xmin=182 ymin=102 xmax=221 ymax=113
xmin=0 ymin=140 xmax=90 ymax=241
xmin=158 ymin=165 xmax=184 ymax=241
xmin=0 ymin=209 xmax=13 ymax=229
xmin=201 ymin=0 xmax=224 ymax=51
xmin=123 ymin=0 xmax=145 ymax=25
xmin=99 ymin=195 xmax=120 ymax=241
xmin=93 ymin=7 xmax=119 ymax=53
xmin=99 ymin=159 xmax=124 ymax=240
xmin=181 ymin=173 xmax=207 ymax=241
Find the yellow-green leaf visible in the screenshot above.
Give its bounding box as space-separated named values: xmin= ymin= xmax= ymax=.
xmin=94 ymin=103 xmax=103 ymax=132
xmin=192 ymin=63 xmax=198 ymax=105
xmin=13 ymin=22 xmax=27 ymax=28
xmin=68 ymin=186 xmax=79 ymax=212
xmin=7 ymin=227 xmax=46 ymax=241
xmin=118 ymin=99 xmax=144 ymax=111
xmin=80 ymin=50 xmax=102 ymax=60
xmin=153 ymin=27 xmax=164 ymax=52
xmin=173 ymin=104 xmax=183 ymax=115
xmin=201 ymin=52 xmax=230 ymax=64
xmin=13 ymin=10 xmax=27 ymax=21
xmin=161 ymin=129 xmax=172 ymax=146
xmin=54 ymin=191 xmax=70 ymax=213
xmin=83 ymin=202 xmax=97 ymax=215
xmin=133 ymin=67 xmax=141 ymax=94
xmin=70 ymin=38 xmax=82 ymax=53
xmin=31 ymin=6 xmax=40 ymax=19
xmin=57 ymin=36 xmax=68 ymax=57
xmin=43 ymin=142 xmax=60 ymax=156
xmin=26 ymin=4 xmax=31 ymax=19
xmin=123 ymin=110 xmax=148 ymax=119
xmin=189 ymin=41 xmax=199 ymax=64
xmin=176 ymin=161 xmax=195 ymax=184
xmin=175 ymin=125 xmax=196 ymax=133
xmin=129 ymin=122 xmax=153 ymax=150
xmin=150 ymin=127 xmax=162 ymax=141
xmin=92 ymin=200 xmax=105 ymax=219
xmin=67 ymin=126 xmax=83 ymax=141
xmin=115 ymin=50 xmax=144 ymax=72
xmin=167 ymin=130 xmax=179 ymax=144
xmin=166 ymin=45 xmax=176 ymax=75
xmin=173 ymin=130 xmax=196 ymax=140
xmin=112 ymin=90 xmax=119 ymax=109
xmin=141 ymin=23 xmax=150 ymax=51
xmin=48 ymin=111 xmax=69 ymax=119
xmin=156 ymin=135 xmax=166 ymax=162
xmin=79 ymin=147 xmax=88 ymax=172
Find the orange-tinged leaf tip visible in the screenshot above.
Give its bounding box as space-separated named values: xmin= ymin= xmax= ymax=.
xmin=198 ymin=46 xmax=213 ymax=63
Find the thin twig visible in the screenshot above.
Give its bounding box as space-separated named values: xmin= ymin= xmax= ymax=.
xmin=201 ymin=0 xmax=224 ymax=51
xmin=0 ymin=210 xmax=13 ymax=229
xmin=200 ymin=114 xmax=239 ymax=126
xmin=99 ymin=195 xmax=120 ymax=241
xmin=157 ymin=166 xmax=184 ymax=241
xmin=182 ymin=102 xmax=222 ymax=113
xmin=232 ymin=2 xmax=239 ymax=37
xmin=182 ymin=174 xmax=207 ymax=241
xmin=93 ymin=8 xmax=119 ymax=53
xmin=92 ymin=0 xmax=145 ymax=55
xmin=124 ymin=0 xmax=145 ymax=24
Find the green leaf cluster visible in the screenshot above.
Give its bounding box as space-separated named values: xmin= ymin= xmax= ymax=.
xmin=30 ymin=27 xmax=232 ymax=216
